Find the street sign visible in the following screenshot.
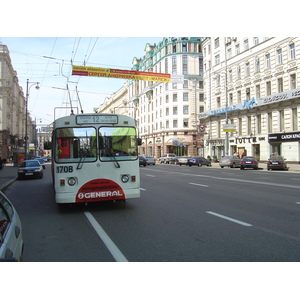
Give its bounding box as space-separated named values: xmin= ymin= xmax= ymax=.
xmin=223 ymin=124 xmax=236 ymax=132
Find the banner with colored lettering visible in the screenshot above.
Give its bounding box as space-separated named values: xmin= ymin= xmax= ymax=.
xmin=72 ymin=65 xmax=171 ymax=83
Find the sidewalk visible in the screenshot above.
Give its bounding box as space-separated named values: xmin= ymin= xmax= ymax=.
xmin=0 ymin=163 xmax=18 ymax=191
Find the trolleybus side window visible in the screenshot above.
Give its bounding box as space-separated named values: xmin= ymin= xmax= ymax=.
xmin=99 ymin=126 xmax=138 ymax=161
xmin=55 ymin=127 xmax=97 ymax=163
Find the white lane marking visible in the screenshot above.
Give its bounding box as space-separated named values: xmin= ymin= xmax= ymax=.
xmin=140 ymin=188 xmax=146 ymax=191
xmin=146 ymin=174 xmax=155 ymax=177
xmin=296 ymin=202 xmax=300 ymax=205
xmin=189 ymin=182 xmax=208 ymax=188
xmin=84 ymin=211 xmax=128 ymax=262
xmin=206 ymin=211 xmax=253 ymax=227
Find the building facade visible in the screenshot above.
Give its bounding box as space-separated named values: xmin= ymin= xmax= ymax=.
xmin=97 ymin=37 xmax=204 ymax=158
xmin=0 ymin=44 xmax=35 ymax=162
xmin=201 ymin=37 xmax=300 ymax=163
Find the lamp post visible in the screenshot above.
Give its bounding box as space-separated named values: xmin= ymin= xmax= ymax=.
xmin=25 ymin=79 xmax=39 ymax=160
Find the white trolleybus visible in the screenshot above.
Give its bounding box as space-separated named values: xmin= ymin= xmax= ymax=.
xmin=52 ymin=113 xmax=141 ymax=205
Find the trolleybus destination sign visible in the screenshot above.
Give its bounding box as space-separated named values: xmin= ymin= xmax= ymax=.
xmin=72 ymin=65 xmax=171 ymax=83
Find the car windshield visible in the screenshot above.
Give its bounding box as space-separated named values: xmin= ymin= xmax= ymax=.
xmin=243 ymin=156 xmax=256 ymax=160
xmin=21 ymin=161 xmax=40 ymax=167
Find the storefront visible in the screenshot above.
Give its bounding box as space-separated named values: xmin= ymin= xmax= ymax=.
xmin=268 ymin=132 xmax=300 ymax=162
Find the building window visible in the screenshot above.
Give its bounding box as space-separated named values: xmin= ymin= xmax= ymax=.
xmin=199 ymin=93 xmax=204 ymax=102
xmin=173 ymin=119 xmax=178 ymax=128
xmin=227 ymin=48 xmax=232 ymax=59
xmin=237 ymin=90 xmax=241 ymax=103
xmin=236 ymin=44 xmax=240 ymax=55
xmin=215 ymin=54 xmax=220 ymax=65
xmin=173 ymin=43 xmax=177 ymax=53
xmin=277 ymin=48 xmax=282 ymax=64
xmin=292 ymin=108 xmax=298 ymax=130
xmin=290 ymin=74 xmax=296 ymax=89
xmin=277 ymin=77 xmax=283 ymax=93
xmin=173 ymin=93 xmax=177 ymax=102
xmin=254 ymin=37 xmax=259 ymax=45
xmin=172 ymin=56 xmax=177 ymax=74
xmin=199 ymin=57 xmax=203 ymax=75
xmin=166 ymin=94 xmax=169 ymax=103
xmin=182 ymin=55 xmax=188 ymax=74
xmin=266 ymin=81 xmax=272 ymax=95
xmin=256 ymin=85 xmax=261 ymax=98
xmin=173 ymin=106 xmax=178 ymax=115
xmin=199 ymin=106 xmax=204 ymax=113
xmin=182 ymin=43 xmax=187 ymax=52
xmin=229 ymin=69 xmax=233 ymax=82
xmin=183 ymin=92 xmax=189 ymax=101
xmin=183 ymin=80 xmax=188 ymax=88
xmin=166 ymin=120 xmax=169 ymax=129
xmin=172 ymin=82 xmax=177 ymax=89
xmin=268 ymin=112 xmax=273 ymax=133
xmin=217 ymin=97 xmax=221 ymax=108
xmin=216 ymin=74 xmax=221 ymax=86
xmin=289 ymin=43 xmax=296 ymax=59
xmin=279 ymin=110 xmax=285 ymax=132
xmin=237 ymin=65 xmax=241 ymax=80
xmin=257 ymin=114 xmax=261 ymax=134
xmin=246 ymin=88 xmax=250 ymax=100
xmin=183 ymin=106 xmax=189 ymax=114
xmin=266 ymin=53 xmax=271 ymax=69
xmin=183 ymin=119 xmax=189 ymax=128
xmin=166 ymin=107 xmax=169 ymax=116
xmin=255 ymin=57 xmax=260 ymax=72
xmin=165 ymin=57 xmax=168 ymax=73
xmin=165 ymin=83 xmax=169 ymax=91
xmin=244 ymin=39 xmax=249 ymax=50
xmin=245 ymin=62 xmax=250 ymax=76
xmin=215 ymin=38 xmax=219 ymax=48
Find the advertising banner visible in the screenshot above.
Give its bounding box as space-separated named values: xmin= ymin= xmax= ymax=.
xmin=72 ymin=65 xmax=171 ymax=83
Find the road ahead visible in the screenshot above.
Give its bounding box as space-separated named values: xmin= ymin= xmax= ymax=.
xmin=4 ymin=163 xmax=300 ymax=261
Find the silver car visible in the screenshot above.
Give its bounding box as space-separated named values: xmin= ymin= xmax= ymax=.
xmin=0 ymin=191 xmax=24 ymax=261
xmin=143 ymin=156 xmax=156 ymax=165
xmin=176 ymin=156 xmax=191 ymax=166
xmin=219 ymin=156 xmax=241 ymax=168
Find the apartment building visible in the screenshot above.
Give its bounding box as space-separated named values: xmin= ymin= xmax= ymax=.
xmin=201 ymin=37 xmax=300 ymax=163
xmin=0 ymin=44 xmax=35 ymax=162
xmin=97 ymin=37 xmax=204 ymax=158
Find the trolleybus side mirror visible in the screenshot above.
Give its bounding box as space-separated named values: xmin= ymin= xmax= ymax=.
xmin=137 ymin=138 xmax=142 ymax=146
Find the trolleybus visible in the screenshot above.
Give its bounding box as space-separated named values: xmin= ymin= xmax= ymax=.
xmin=52 ymin=113 xmax=141 ymax=204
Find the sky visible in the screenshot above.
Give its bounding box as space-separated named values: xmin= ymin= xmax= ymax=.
xmin=0 ymin=37 xmax=162 ymax=126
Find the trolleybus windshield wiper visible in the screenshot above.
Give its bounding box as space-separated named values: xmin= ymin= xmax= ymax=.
xmin=103 ymin=143 xmax=120 ymax=168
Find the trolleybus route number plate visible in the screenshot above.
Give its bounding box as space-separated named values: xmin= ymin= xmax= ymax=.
xmin=56 ymin=166 xmax=74 ymax=173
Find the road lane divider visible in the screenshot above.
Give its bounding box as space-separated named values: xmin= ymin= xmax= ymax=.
xmin=189 ymin=182 xmax=208 ymax=188
xmin=84 ymin=211 xmax=128 ymax=262
xmin=206 ymin=211 xmax=253 ymax=227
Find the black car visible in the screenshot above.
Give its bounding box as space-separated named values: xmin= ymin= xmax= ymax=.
xmin=17 ymin=160 xmax=44 ymax=179
xmin=240 ymin=156 xmax=258 ymax=170
xmin=267 ymin=155 xmax=287 ymax=170
xmin=138 ymin=156 xmax=147 ymax=167
xmin=187 ymin=156 xmax=212 ymax=167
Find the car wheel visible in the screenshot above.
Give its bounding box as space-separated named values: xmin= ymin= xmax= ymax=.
xmin=198 ymin=163 xmax=202 ymax=167
xmin=221 ymin=166 xmax=224 ymax=168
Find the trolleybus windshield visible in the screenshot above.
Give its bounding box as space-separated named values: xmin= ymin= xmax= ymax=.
xmin=55 ymin=126 xmax=138 ymax=163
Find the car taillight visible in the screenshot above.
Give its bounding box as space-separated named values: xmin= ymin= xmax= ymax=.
xmin=267 ymin=161 xmax=271 ymax=165
xmin=228 ymin=160 xmax=232 ymax=163
xmin=241 ymin=161 xmax=245 ymax=164
xmin=253 ymin=161 xmax=257 ymax=164
xmin=280 ymin=161 xmax=283 ymax=164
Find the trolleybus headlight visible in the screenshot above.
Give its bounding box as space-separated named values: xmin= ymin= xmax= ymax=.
xmin=121 ymin=175 xmax=129 ymax=183
xmin=68 ymin=177 xmax=77 ymax=186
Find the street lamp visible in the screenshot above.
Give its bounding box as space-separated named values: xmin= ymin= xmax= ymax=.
xmin=25 ymin=79 xmax=39 ymax=160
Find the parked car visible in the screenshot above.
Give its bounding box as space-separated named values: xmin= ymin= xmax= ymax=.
xmin=177 ymin=156 xmax=191 ymax=166
xmin=143 ymin=156 xmax=156 ymax=165
xmin=34 ymin=157 xmax=46 ymax=169
xmin=160 ymin=153 xmax=176 ymax=164
xmin=219 ymin=156 xmax=241 ymax=168
xmin=240 ymin=156 xmax=258 ymax=170
xmin=169 ymin=156 xmax=179 ymax=164
xmin=0 ymin=191 xmax=24 ymax=261
xmin=267 ymin=155 xmax=287 ymax=170
xmin=17 ymin=160 xmax=44 ymax=179
xmin=187 ymin=156 xmax=212 ymax=167
xmin=138 ymin=156 xmax=147 ymax=167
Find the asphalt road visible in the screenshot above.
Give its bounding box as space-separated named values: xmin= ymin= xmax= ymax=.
xmin=4 ymin=163 xmax=300 ymax=262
